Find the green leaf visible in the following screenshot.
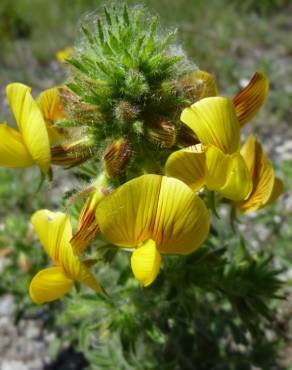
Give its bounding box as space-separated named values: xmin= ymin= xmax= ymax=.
xmin=81 ymin=25 xmax=97 ymax=48
xmin=123 ymin=5 xmax=130 ymax=26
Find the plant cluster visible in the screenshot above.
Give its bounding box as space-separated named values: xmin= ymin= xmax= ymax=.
xmin=0 ymin=5 xmax=287 ymax=369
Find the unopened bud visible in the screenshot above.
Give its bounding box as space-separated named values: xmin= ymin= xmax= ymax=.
xmin=59 ymin=87 xmax=104 ymax=126
xmin=146 ymin=120 xmax=177 ymax=148
xmin=103 ymin=139 xmax=132 ymax=177
xmin=51 ymin=139 xmax=93 ymax=168
xmin=175 ymin=69 xmax=218 ymax=102
xmin=115 ymin=100 xmax=139 ymax=123
xmin=132 ymin=121 xmax=144 ymax=136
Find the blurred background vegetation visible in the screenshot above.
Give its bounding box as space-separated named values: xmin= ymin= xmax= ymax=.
xmin=0 ymin=0 xmax=291 ymax=369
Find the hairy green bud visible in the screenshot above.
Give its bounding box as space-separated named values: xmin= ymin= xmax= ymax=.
xmin=64 ymin=5 xmax=200 ymax=177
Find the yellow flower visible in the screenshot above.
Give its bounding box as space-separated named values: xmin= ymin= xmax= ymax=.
xmin=95 ymin=174 xmax=210 ymax=286
xmin=0 ymin=83 xmax=51 ymax=173
xmin=29 ymin=210 xmax=102 ymax=304
xmin=55 ymin=47 xmax=73 ymax=63
xmin=176 ymin=70 xmax=269 ymax=147
xmin=36 ymin=87 xmax=65 ymax=144
xmin=183 ymin=70 xmax=269 ymax=126
xmin=166 ymin=97 xmax=252 ymax=201
xmin=238 ymin=135 xmax=284 ymax=213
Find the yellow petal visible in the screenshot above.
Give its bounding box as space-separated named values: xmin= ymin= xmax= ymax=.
xmin=30 ymin=208 xmax=101 ymax=295
xmin=267 ymin=177 xmax=284 ymax=204
xmin=95 ymin=174 xmax=161 ymax=247
xmin=205 ymin=145 xmax=253 ymax=201
xmin=181 ymin=97 xmax=240 ymax=154
xmin=76 ymin=264 xmax=103 ymax=293
xmin=240 ymin=134 xmax=256 ymax=174
xmin=239 ymin=136 xmax=282 ymax=213
xmin=165 ymin=144 xmax=206 ymax=191
xmin=130 ymin=239 xmax=161 ymax=286
xmin=233 ymin=71 xmax=269 ymax=127
xmin=6 ymin=83 xmax=51 ymax=173
xmin=29 ymin=266 xmax=73 ymax=304
xmin=31 ymin=209 xmax=102 ymax=293
xmin=153 ymin=176 xmax=210 ymax=254
xmin=51 ymin=232 xmax=102 ymax=293
xmin=37 ymin=87 xmax=64 ymax=123
xmin=0 ymin=122 xmax=33 ymax=167
xmin=219 ymin=153 xmax=252 ymax=201
xmin=205 ymin=145 xmax=230 ymax=190
xmin=31 ymin=210 xmax=72 ymax=264
xmin=37 ymin=87 xmax=65 ymax=144
xmin=57 ymin=240 xmax=102 ymax=293
xmin=96 ymin=175 xmax=210 ymax=255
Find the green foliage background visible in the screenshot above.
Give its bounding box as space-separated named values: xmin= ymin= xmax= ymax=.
xmin=0 ymin=0 xmax=291 ymax=369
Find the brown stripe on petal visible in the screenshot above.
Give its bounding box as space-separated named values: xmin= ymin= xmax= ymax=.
xmin=146 ymin=120 xmax=177 ymax=148
xmin=233 ymin=71 xmax=269 ymax=127
xmin=177 ymin=124 xmax=200 ymax=147
xmin=70 ymin=197 xmax=100 ymax=255
xmin=51 ymin=142 xmax=92 ymax=168
xmin=71 ymin=186 xmax=109 ymax=254
xmin=103 ymin=139 xmax=132 ymax=177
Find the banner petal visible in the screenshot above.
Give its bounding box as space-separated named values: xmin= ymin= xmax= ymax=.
xmin=153 ymin=176 xmax=210 ymax=254
xmin=0 ymin=123 xmax=33 ymax=168
xmin=239 ymin=136 xmax=283 ymax=212
xmin=233 ymin=71 xmax=269 ymax=127
xmin=96 ymin=175 xmax=161 ymax=246
xmin=37 ymin=87 xmax=65 ymax=144
xmin=267 ymin=177 xmax=284 ymax=205
xmin=31 ymin=210 xmax=72 ymax=264
xmin=96 ymin=175 xmax=210 ymax=255
xmin=181 ymin=97 xmax=240 ymax=154
xmin=6 ymin=83 xmax=51 ymax=173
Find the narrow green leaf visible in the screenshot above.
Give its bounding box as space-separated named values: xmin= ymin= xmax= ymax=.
xmin=68 ymin=58 xmax=88 ymax=74
xmin=134 ymin=35 xmax=145 ymax=55
xmin=104 ymin=7 xmax=112 ymax=26
xmin=66 ymin=82 xmax=83 ymax=95
xmin=160 ymin=30 xmax=177 ymax=50
xmin=108 ymin=30 xmax=120 ymax=52
xmin=149 ymin=15 xmax=158 ymax=37
xmin=81 ymin=25 xmax=96 ymax=47
xmin=97 ymin=19 xmax=104 ymax=44
xmin=123 ymin=5 xmax=130 ymax=26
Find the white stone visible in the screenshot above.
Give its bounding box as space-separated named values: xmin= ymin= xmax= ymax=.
xmin=0 ymin=360 xmax=29 ymax=370
xmin=0 ymin=295 xmax=15 ymax=317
